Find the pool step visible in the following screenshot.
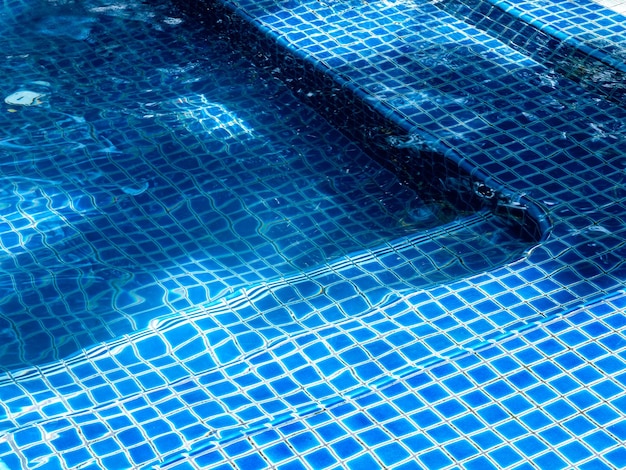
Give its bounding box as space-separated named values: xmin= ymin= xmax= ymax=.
xmin=0 ymin=210 xmax=545 ymax=468
xmin=433 ymin=0 xmax=626 ymax=106
xmin=0 ymin=206 xmax=533 ymax=372
xmin=172 ymin=0 xmax=549 ymax=244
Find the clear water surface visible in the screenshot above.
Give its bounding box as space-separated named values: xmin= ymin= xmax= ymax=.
xmin=0 ymin=0 xmax=531 ymax=370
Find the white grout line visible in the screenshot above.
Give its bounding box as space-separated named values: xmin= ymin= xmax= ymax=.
xmin=590 ymin=0 xmax=626 ymax=16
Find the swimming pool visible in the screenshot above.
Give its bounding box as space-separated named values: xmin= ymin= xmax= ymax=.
xmin=0 ymin=0 xmax=539 ymax=371
xmin=1 ymin=0 xmax=625 ymax=468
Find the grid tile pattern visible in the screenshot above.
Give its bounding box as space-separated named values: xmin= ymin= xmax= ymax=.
xmin=167 ymin=293 xmax=626 ymax=469
xmin=0 ymin=0 xmax=625 ymax=468
xmin=594 ymin=0 xmax=626 ymax=14
xmin=433 ymin=0 xmax=626 ymax=104
xmin=0 ymin=0 xmax=532 ymax=371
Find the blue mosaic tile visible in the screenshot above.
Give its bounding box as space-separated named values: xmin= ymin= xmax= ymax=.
xmin=0 ymin=0 xmax=625 ymax=468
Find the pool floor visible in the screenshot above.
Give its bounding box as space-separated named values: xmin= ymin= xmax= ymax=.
xmin=0 ymin=0 xmax=534 ymax=371
xmin=0 ymin=0 xmax=625 ymax=468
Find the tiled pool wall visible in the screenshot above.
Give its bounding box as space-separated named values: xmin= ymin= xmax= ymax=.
xmin=433 ymin=0 xmax=626 ymax=106
xmin=170 ymin=0 xmax=626 ymax=466
xmin=0 ymin=0 xmax=625 ymax=468
xmin=173 ymin=0 xmax=549 ymax=245
xmin=173 ymin=0 xmax=626 ymax=309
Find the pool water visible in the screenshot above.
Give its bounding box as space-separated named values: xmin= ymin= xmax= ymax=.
xmin=4 ymin=0 xmax=625 ymax=469
xmin=0 ymin=0 xmax=533 ymax=371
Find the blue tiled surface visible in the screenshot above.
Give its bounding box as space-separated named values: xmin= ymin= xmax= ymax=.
xmin=487 ymin=0 xmax=626 ymax=67
xmin=1 ymin=0 xmax=626 ymax=468
xmin=433 ymin=0 xmax=626 ymax=104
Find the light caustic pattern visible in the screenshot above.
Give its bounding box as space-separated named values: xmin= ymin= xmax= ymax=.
xmin=0 ymin=0 xmax=549 ymax=469
xmin=0 ymin=0 xmax=530 ymax=371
